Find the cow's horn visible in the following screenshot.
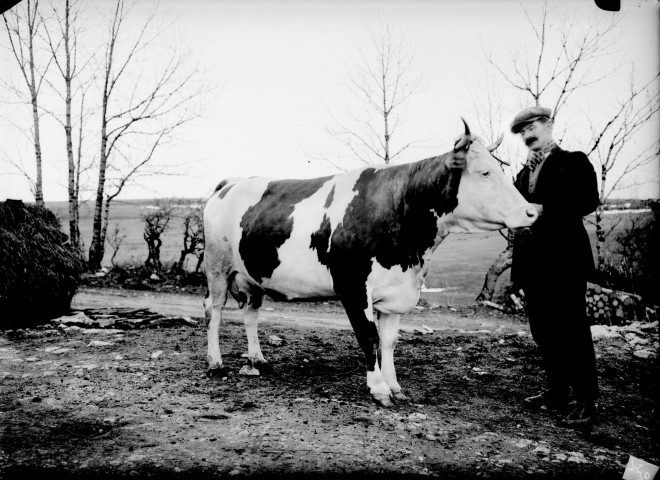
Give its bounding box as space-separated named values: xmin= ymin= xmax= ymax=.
xmin=487 ymin=133 xmax=504 ymax=152
xmin=453 ymin=117 xmax=471 ymax=152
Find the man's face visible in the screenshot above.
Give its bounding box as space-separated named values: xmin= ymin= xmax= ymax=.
xmin=519 ymin=119 xmax=553 ymax=151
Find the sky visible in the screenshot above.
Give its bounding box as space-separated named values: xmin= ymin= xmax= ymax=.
xmin=0 ymin=0 xmax=658 ymax=203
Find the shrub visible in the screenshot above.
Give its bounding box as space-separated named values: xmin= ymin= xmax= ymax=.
xmin=601 ymin=208 xmax=657 ymax=303
xmin=0 ymin=200 xmax=86 ymax=329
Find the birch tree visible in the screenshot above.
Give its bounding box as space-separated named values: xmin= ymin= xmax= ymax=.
xmin=42 ymin=0 xmax=92 ymax=250
xmin=321 ymin=22 xmax=420 ymax=170
xmin=2 ymin=0 xmax=51 ymax=205
xmin=87 ymin=0 xmax=204 ymax=270
xmin=586 ymin=72 xmax=660 ymax=268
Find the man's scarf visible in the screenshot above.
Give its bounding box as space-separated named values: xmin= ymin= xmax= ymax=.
xmin=526 ymin=142 xmax=558 ymax=171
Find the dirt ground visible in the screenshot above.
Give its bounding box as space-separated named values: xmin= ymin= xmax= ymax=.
xmin=0 ymin=288 xmax=658 ymax=479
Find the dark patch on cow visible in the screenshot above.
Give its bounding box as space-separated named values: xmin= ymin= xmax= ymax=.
xmin=309 ymin=214 xmax=332 ymax=271
xmin=324 ymin=185 xmax=335 ymax=208
xmin=227 ymin=271 xmax=247 ymax=308
xmin=342 ymin=300 xmax=380 ymax=373
xmin=239 ymin=176 xmax=332 ymax=282
xmin=310 ymin=152 xmax=462 ymax=312
xmin=218 ymin=184 xmax=234 ymax=199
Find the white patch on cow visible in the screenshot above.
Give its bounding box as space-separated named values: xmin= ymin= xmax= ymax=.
xmin=430 ymin=210 xmax=454 ymax=245
xmin=265 ymin=180 xmax=336 ymax=299
xmin=378 ymin=313 xmax=402 ymax=393
xmin=244 ymin=304 xmax=266 ymax=364
xmin=325 ymin=168 xmax=364 ymax=234
xmin=206 ymin=306 xmax=224 ymax=369
xmin=366 ymin=365 xmax=391 ymax=397
xmin=364 ymin=284 xmax=375 ymax=322
xmin=367 ymin=258 xmax=424 ymax=315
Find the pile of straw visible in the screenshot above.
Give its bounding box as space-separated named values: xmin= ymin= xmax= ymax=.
xmin=0 ymin=200 xmax=85 ymax=328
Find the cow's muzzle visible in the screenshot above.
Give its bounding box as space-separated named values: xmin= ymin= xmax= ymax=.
xmin=505 ymin=206 xmax=538 ymax=229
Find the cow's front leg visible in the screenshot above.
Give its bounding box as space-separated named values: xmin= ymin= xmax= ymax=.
xmin=341 ymin=297 xmax=392 ymax=407
xmin=378 ymin=312 xmax=409 ymax=403
xmin=206 ymin=275 xmax=229 ymax=378
xmin=242 ymin=296 xmax=271 ymax=374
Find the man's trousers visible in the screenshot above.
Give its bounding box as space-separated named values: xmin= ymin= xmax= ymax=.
xmin=523 ymin=276 xmax=599 ymax=401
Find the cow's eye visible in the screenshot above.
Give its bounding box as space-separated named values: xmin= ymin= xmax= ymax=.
xmin=481 ymin=170 xmax=490 ymax=177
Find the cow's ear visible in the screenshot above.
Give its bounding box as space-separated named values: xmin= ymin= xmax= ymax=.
xmin=447 ymin=117 xmax=471 ymax=170
xmin=446 ymin=150 xmax=468 ymax=170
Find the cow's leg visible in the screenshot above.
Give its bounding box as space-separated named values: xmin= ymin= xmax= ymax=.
xmin=341 ymin=299 xmax=392 ymax=407
xmin=378 ymin=313 xmax=409 ymax=402
xmin=242 ymin=294 xmax=271 ymax=374
xmin=205 ymin=274 xmax=229 ymax=378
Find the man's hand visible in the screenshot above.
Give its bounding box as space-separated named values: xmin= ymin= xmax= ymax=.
xmin=531 ymin=203 xmax=543 ymax=216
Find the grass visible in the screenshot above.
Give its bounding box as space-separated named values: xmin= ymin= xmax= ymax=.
xmin=46 ymin=199 xmax=646 ymax=306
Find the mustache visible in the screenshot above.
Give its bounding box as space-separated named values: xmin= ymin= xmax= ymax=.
xmin=525 ymin=137 xmax=538 ymax=146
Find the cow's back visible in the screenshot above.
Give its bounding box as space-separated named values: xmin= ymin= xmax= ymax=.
xmin=204 ymin=174 xmax=340 ymax=299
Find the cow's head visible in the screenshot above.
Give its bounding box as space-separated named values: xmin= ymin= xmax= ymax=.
xmin=444 ymin=119 xmax=537 ymax=233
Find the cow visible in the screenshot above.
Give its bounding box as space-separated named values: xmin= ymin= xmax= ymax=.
xmin=202 ymin=120 xmax=537 ymax=407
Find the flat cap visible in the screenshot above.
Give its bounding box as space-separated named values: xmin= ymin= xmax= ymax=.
xmin=510 ymin=106 xmax=552 ymax=133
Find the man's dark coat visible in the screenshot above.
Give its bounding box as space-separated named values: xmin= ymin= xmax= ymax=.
xmin=511 ymin=147 xmax=599 ymax=286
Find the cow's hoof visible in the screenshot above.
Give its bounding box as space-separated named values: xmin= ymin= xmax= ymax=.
xmin=206 ymin=365 xmax=229 ymax=379
xmin=239 ymin=365 xmax=261 ymax=376
xmin=253 ymin=361 xmax=273 ymax=375
xmin=372 ymin=392 xmax=394 ymax=408
xmin=390 ymin=390 xmax=409 ymax=403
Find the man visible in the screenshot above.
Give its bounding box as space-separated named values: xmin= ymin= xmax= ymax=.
xmin=510 ymin=106 xmax=600 ymax=427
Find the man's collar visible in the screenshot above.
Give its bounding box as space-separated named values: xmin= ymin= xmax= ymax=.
xmin=528 ymin=142 xmax=559 ymax=159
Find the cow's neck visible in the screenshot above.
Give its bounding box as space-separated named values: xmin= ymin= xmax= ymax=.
xmin=400 ymin=152 xmax=461 ymax=261
xmin=405 ymin=152 xmax=461 ymax=215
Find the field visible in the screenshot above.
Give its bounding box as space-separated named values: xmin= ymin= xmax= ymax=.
xmin=46 ymin=199 xmax=645 ymax=306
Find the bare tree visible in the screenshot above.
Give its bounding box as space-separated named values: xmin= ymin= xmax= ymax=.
xmin=175 ymin=201 xmax=204 ymax=273
xmin=474 ymin=2 xmax=632 ymax=301
xmin=483 ymin=3 xmax=620 ymax=120
xmin=142 ymin=201 xmax=174 ymax=272
xmin=2 ymin=0 xmax=52 ymax=205
xmin=86 ymin=0 xmax=205 ymax=270
xmin=586 ymin=71 xmax=660 ymax=268
xmin=106 ymin=222 xmax=126 ymax=267
xmin=320 ymin=22 xmax=420 ymax=170
xmin=41 ymin=0 xmax=93 ymax=251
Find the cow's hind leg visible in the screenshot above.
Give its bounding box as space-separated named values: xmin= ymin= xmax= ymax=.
xmin=242 ymin=294 xmax=272 ymax=375
xmin=205 ymin=273 xmax=229 ymax=378
xmin=379 ymin=313 xmax=409 ymax=402
xmin=341 ymin=299 xmax=392 ymax=407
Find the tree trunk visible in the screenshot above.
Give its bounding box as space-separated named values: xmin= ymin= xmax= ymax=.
xmin=476 ymin=230 xmax=514 ymax=302
xmin=87 ymin=188 xmax=105 ymax=270
xmin=73 ymin=92 xmax=84 ymax=252
xmin=195 ymin=252 xmax=203 ymax=273
xmin=595 ymin=164 xmax=607 ymax=270
xmin=63 ymin=0 xmax=80 ymax=250
xmin=28 ymin=27 xmax=44 ymax=205
xmin=476 ymin=245 xmax=513 ymax=302
xmin=88 ymin=82 xmax=110 ymax=270
xmin=176 ymin=249 xmax=188 ymax=272
xmin=145 ymin=237 xmax=163 ymax=272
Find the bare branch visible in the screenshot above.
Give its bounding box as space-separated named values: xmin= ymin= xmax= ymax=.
xmin=320 ymin=21 xmax=420 ymax=167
